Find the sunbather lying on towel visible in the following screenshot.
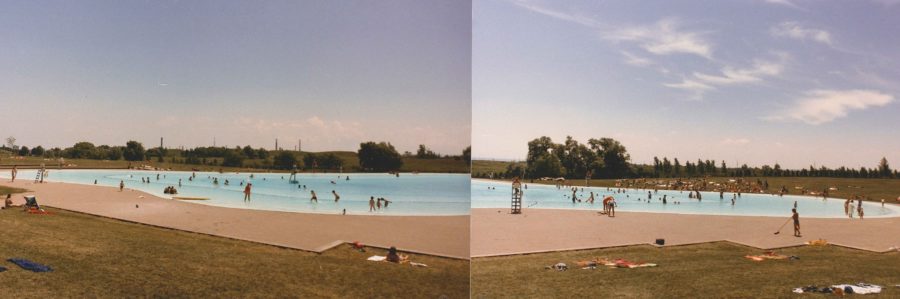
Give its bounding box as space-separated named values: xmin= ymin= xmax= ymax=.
xmin=386 ymin=246 xmax=408 ymax=263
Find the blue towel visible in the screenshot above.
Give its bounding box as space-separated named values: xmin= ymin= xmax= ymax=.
xmin=0 ymin=266 xmax=6 ymax=272
xmin=7 ymin=258 xmax=53 ymax=272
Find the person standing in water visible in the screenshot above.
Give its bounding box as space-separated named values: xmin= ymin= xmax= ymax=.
xmin=119 ymin=180 xmax=125 ymax=192
xmin=792 ymin=208 xmax=801 ymax=237
xmin=310 ymin=190 xmax=318 ymax=203
xmin=857 ymin=199 xmax=863 ymax=218
xmin=844 ymin=198 xmax=851 ymax=216
xmin=332 ymin=190 xmax=340 ymax=202
xmin=244 ymin=183 xmax=252 ymax=202
xmin=10 ymin=165 xmax=17 ymax=182
xmin=369 ymin=196 xmax=376 ymax=212
xmin=849 ymin=200 xmax=855 ymax=219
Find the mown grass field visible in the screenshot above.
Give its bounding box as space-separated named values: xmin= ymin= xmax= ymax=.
xmin=472 ymin=242 xmax=900 ymax=298
xmin=0 ymin=185 xmax=27 ymax=195
xmin=0 ymin=207 xmax=469 ymax=298
xmin=473 ymin=160 xmax=900 ymax=201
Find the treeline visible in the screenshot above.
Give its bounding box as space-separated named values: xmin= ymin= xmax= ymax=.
xmin=638 ymin=156 xmax=897 ymax=179
xmin=1 ymin=137 xmax=471 ymax=173
xmin=480 ymin=136 xmax=631 ymax=180
xmin=472 ymin=135 xmax=898 ymax=180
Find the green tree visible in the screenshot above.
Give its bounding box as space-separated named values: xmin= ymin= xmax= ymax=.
xmin=317 ymin=153 xmax=344 ymax=170
xmin=273 ymin=151 xmax=299 ymax=170
xmin=462 ymin=146 xmax=471 ymax=162
xmin=242 ymin=145 xmax=257 ymax=159
xmin=878 ymin=157 xmax=892 ymax=178
xmin=357 ymin=142 xmax=403 ymax=172
xmin=30 ymin=146 xmax=45 ymax=157
xmin=68 ymin=142 xmax=98 ymax=159
xmin=588 ymin=138 xmax=631 ymax=179
xmin=416 ymin=144 xmax=439 ymax=159
xmin=303 ymin=153 xmax=319 ymax=169
xmin=222 ymin=149 xmax=245 ymax=167
xmin=17 ymin=146 xmax=29 ymax=156
xmin=530 ymin=154 xmax=565 ymax=178
xmin=123 ymin=141 xmax=146 ymax=161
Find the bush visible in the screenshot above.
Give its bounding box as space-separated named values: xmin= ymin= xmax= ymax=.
xmin=358 ymin=142 xmax=403 ymax=172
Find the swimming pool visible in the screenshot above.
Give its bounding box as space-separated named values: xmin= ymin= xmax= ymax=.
xmin=2 ymin=170 xmax=470 ymax=216
xmin=471 ymin=179 xmax=900 ymax=218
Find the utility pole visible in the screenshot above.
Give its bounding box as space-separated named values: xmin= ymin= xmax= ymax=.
xmin=160 ymin=137 xmax=164 ymax=149
xmin=298 ymin=139 xmax=302 ymax=152
xmin=276 ymin=138 xmax=279 ymax=151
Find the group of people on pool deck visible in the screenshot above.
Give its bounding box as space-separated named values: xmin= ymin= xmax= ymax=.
xmin=2 ymin=193 xmax=43 ymax=212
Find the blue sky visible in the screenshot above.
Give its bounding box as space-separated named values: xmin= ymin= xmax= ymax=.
xmin=1 ymin=0 xmax=470 ymax=155
xmin=473 ymin=0 xmax=900 ymax=169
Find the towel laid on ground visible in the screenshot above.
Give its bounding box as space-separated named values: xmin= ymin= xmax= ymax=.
xmin=744 ymin=252 xmax=789 ymax=262
xmin=367 ymin=255 xmax=387 ymax=262
xmin=7 ymin=258 xmax=53 ymax=272
xmin=793 ymin=283 xmax=882 ymax=294
xmin=806 ymin=239 xmax=828 ymax=246
xmin=594 ymin=258 xmax=657 ymax=268
xmin=0 ymin=266 xmax=6 ymax=272
xmin=832 ymin=283 xmax=882 ymax=294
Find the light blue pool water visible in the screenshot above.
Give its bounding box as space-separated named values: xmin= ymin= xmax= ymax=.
xmin=2 ymin=170 xmax=469 ymax=216
xmin=472 ymin=179 xmax=900 ymax=218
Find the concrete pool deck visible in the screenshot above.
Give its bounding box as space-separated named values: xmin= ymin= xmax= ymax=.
xmin=1 ymin=180 xmax=470 ymax=259
xmin=471 ymin=208 xmax=900 ymax=257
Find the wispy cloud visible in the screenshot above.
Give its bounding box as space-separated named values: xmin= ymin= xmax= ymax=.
xmin=662 ymin=79 xmax=714 ymax=100
xmin=763 ymin=0 xmax=802 ymax=9
xmin=507 ymin=0 xmax=603 ymax=28
xmin=664 ymin=57 xmax=785 ymax=99
xmin=607 ymin=18 xmax=713 ymax=60
xmin=767 ymin=89 xmax=894 ymax=125
xmin=771 ymin=22 xmax=832 ymax=45
xmin=620 ymin=51 xmax=653 ymax=67
xmin=692 ymin=60 xmax=784 ymax=85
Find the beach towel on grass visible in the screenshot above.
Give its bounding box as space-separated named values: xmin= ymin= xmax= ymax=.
xmin=367 ymin=255 xmax=387 ymax=262
xmin=806 ymin=239 xmax=828 ymax=246
xmin=596 ymin=258 xmax=656 ymax=268
xmin=7 ymin=258 xmax=53 ymax=272
xmin=832 ymin=283 xmax=882 ymax=295
xmin=744 ymin=252 xmax=788 ymax=262
xmin=0 ymin=266 xmax=6 ymax=272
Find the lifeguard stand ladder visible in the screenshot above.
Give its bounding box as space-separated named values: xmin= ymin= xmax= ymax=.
xmin=34 ymin=164 xmax=45 ymax=183
xmin=511 ymin=181 xmax=522 ymax=214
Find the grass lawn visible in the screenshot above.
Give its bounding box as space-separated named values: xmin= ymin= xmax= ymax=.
xmin=0 ymin=207 xmax=469 ymax=298
xmin=472 ymin=160 xmax=523 ymax=177
xmin=472 ymin=242 xmax=900 ymax=298
xmin=0 ymin=185 xmax=27 ymax=195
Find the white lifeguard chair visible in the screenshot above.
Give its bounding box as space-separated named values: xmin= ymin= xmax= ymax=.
xmin=511 ymin=180 xmax=523 ymax=214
